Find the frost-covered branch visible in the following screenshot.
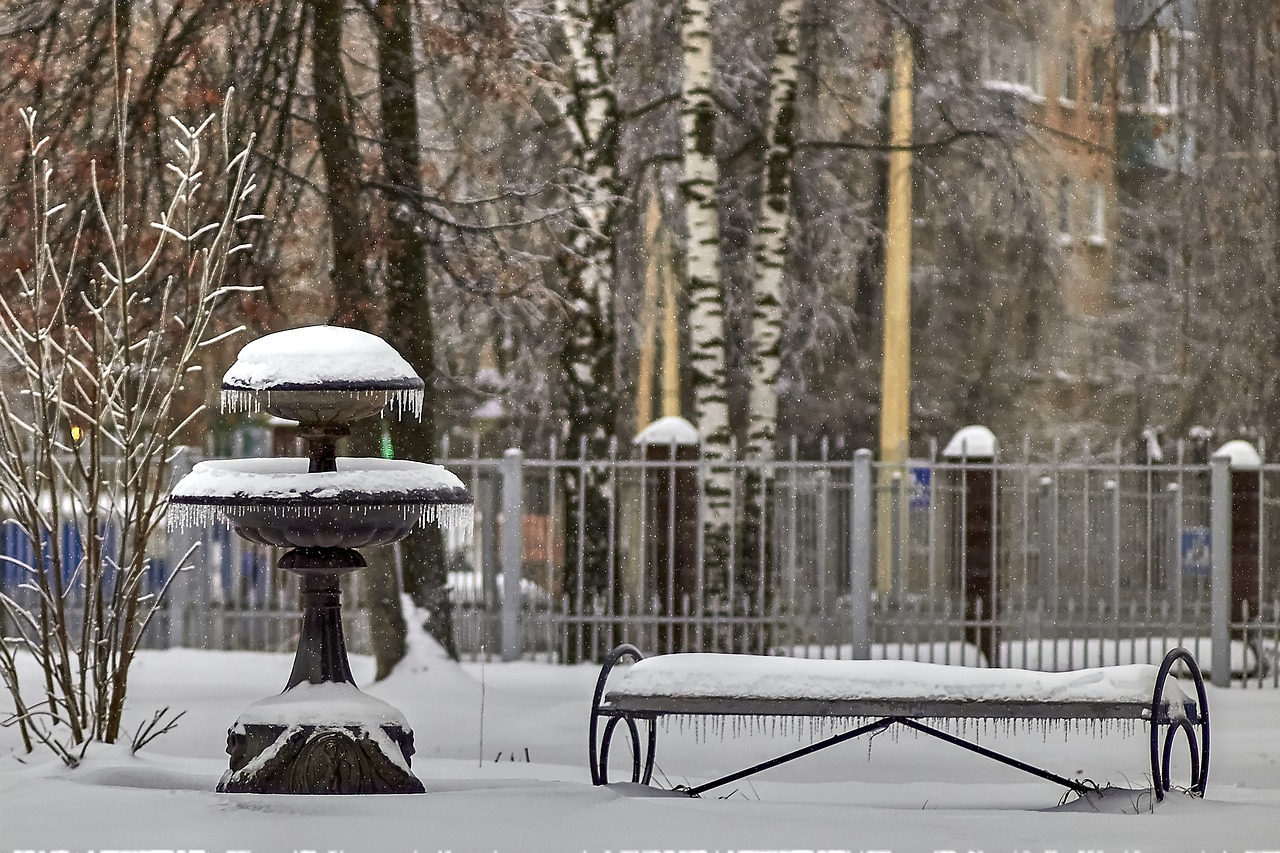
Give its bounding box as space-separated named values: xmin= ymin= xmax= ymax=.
xmin=0 ymin=84 xmax=258 ymax=762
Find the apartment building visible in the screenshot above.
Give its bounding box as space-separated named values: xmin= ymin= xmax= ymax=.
xmin=976 ymin=0 xmax=1195 ymax=437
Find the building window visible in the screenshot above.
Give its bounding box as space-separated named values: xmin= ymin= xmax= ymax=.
xmin=1061 ymin=47 xmax=1077 ymax=102
xmin=1057 ymin=177 xmax=1072 ymax=237
xmin=1123 ymin=31 xmax=1180 ymax=110
xmin=1123 ymin=38 xmax=1150 ymax=104
xmin=1088 ymin=184 xmax=1107 ymax=245
xmin=1157 ymin=31 xmax=1179 ymax=108
xmin=1090 ymin=45 xmax=1108 ymax=103
xmin=1027 ymin=46 xmax=1045 ymax=96
xmin=983 ymin=38 xmax=1044 ymax=99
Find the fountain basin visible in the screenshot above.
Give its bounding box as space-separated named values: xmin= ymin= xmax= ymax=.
xmin=222 ymin=383 xmax=424 ymax=426
xmin=219 ymin=326 xmax=425 ymax=423
xmin=169 ymin=457 xmax=472 ymax=549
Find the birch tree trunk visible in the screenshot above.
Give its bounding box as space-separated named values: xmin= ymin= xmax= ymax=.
xmin=747 ymin=0 xmax=801 ymax=465
xmin=557 ymin=0 xmax=619 ymax=655
xmin=681 ymin=0 xmax=731 ymax=565
xmin=559 ymin=0 xmax=617 ymax=428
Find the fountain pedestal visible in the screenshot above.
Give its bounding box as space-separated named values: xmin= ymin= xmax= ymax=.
xmin=170 ymin=326 xmax=472 ymax=795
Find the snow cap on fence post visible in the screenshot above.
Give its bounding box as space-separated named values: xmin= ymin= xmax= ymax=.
xmin=942 ymin=425 xmax=997 ymax=460
xmin=1213 ymin=439 xmax=1261 ymax=471
xmin=943 ymin=425 xmax=1000 ymax=666
xmin=634 ymin=416 xmax=700 ymax=447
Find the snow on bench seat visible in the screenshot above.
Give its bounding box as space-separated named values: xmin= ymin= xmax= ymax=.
xmin=603 ymin=653 xmax=1194 ymax=721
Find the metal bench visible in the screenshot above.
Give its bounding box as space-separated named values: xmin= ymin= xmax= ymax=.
xmin=588 ymin=644 xmax=1210 ymax=802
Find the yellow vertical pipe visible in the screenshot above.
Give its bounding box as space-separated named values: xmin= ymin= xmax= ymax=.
xmin=661 ymin=223 xmax=682 ymax=419
xmin=636 ymin=189 xmax=663 ymax=431
xmin=876 ymin=25 xmax=914 ymax=591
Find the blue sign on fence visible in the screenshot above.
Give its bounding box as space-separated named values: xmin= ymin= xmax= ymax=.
xmin=1180 ymin=526 xmax=1212 ymax=577
xmin=909 ymin=466 xmax=931 ymax=511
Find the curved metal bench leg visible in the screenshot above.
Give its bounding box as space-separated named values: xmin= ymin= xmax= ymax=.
xmin=641 ymin=713 xmax=658 ymax=785
xmin=1151 ymin=647 xmax=1211 ymax=801
xmin=1162 ymin=717 xmax=1200 ymax=793
xmin=589 ymin=644 xmax=649 ymax=785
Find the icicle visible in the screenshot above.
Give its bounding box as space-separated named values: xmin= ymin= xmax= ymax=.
xmin=220 ymin=386 xmax=425 ymax=419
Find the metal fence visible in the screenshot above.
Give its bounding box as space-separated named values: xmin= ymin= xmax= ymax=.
xmin=5 ymin=441 xmax=1280 ymax=687
xmin=437 ymin=440 xmax=1280 ymax=688
xmin=0 ymin=517 xmax=173 ymax=649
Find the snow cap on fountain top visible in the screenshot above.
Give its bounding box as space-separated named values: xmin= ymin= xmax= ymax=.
xmin=221 ymin=325 xmax=424 ymax=418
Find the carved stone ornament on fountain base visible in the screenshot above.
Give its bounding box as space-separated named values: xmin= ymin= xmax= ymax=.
xmin=220 ymin=723 xmax=423 ymax=795
xmin=169 ymin=326 xmax=472 ymax=795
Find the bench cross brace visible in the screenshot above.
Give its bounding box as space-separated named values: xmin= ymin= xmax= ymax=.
xmin=685 ymin=717 xmax=894 ymax=797
xmin=685 ymin=716 xmax=1091 ymax=798
xmin=891 ymin=717 xmax=1093 ymax=795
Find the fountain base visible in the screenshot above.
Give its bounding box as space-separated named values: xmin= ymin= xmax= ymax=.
xmin=215 ymin=554 xmax=425 ymax=795
xmin=218 ymin=720 xmax=425 ymax=794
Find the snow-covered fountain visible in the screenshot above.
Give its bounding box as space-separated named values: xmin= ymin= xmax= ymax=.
xmin=169 ymin=326 xmax=471 ymax=794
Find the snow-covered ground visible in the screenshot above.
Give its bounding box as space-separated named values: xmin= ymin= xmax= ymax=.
xmin=3 ymin=632 xmax=1279 ymax=853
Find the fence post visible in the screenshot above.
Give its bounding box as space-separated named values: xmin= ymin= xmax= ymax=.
xmin=850 ymin=449 xmax=872 ymax=659
xmin=1215 ymin=441 xmax=1262 ymax=656
xmin=166 ymin=446 xmax=201 ymax=648
xmin=1210 ymin=451 xmax=1232 ymax=687
xmin=635 ymin=417 xmax=700 ymax=653
xmin=501 ymin=448 xmax=524 ymax=662
xmin=943 ymin=426 xmax=999 ymax=667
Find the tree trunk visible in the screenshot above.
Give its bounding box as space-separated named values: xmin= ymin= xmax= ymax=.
xmin=736 ymin=0 xmax=800 ymax=617
xmin=746 ymin=0 xmax=800 ymax=466
xmin=376 ymin=0 xmax=458 ymax=660
xmin=681 ymin=0 xmax=731 ymax=568
xmin=312 ymin=0 xmax=376 ymax=329
xmin=557 ymin=0 xmax=620 ymax=659
xmin=310 ymin=0 xmax=409 ymax=674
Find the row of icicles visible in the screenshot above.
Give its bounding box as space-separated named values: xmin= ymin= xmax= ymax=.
xmin=167 ymin=501 xmax=474 ymax=531
xmin=220 ymin=387 xmax=425 ymax=419
xmin=651 ymin=714 xmax=1157 ymax=745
